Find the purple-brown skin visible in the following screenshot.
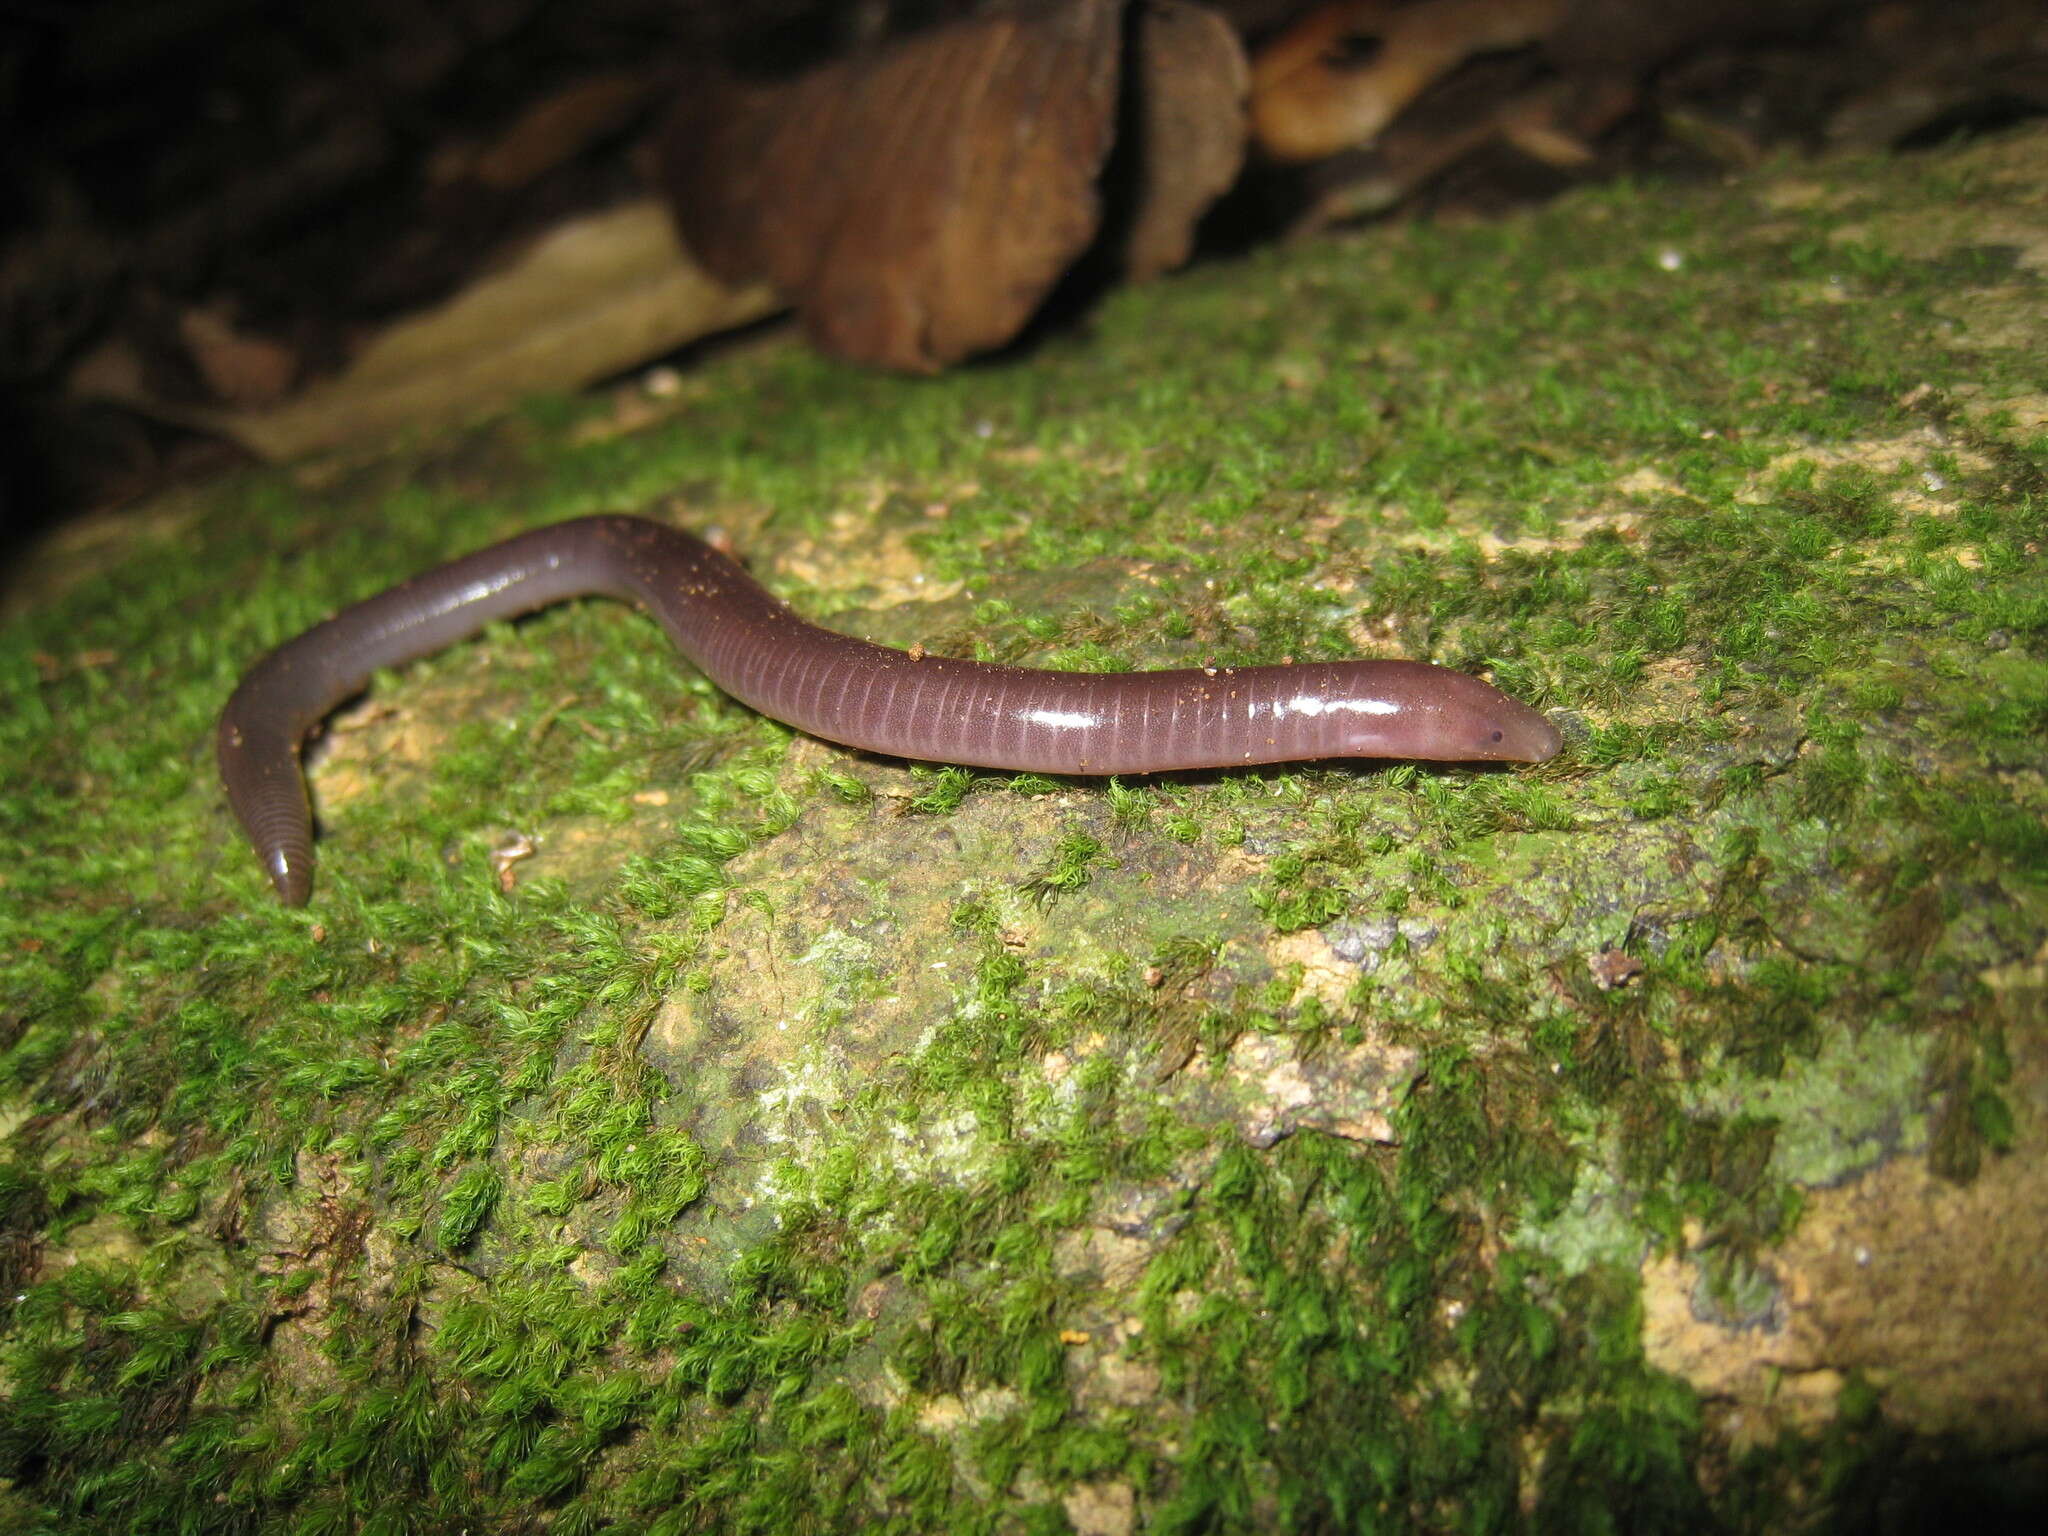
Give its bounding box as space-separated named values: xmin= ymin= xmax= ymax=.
xmin=219 ymin=514 xmax=1562 ymax=905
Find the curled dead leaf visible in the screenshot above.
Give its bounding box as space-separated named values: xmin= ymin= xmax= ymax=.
xmin=1250 ymin=0 xmax=1567 ymax=163
xmin=658 ymin=0 xmax=1124 ymax=373
xmin=1122 ymin=1 xmax=1250 ymax=281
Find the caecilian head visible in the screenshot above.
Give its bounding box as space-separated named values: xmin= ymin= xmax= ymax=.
xmin=1454 ymin=684 xmax=1564 ymax=762
xmin=1326 ymin=660 xmax=1564 ymax=764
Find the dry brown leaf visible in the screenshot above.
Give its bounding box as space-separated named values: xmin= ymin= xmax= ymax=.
xmin=659 ymin=0 xmax=1124 ymax=373
xmin=84 ymin=199 xmax=778 ymax=461
xmin=1250 ymin=0 xmax=1567 ymax=162
xmin=1122 ymin=1 xmax=1250 ymax=281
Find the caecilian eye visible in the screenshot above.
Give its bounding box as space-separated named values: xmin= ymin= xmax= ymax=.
xmin=1491 ymin=729 xmax=1504 ymax=742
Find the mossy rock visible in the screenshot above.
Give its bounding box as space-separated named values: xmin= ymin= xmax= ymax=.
xmin=3 ymin=125 xmax=2047 ymax=1533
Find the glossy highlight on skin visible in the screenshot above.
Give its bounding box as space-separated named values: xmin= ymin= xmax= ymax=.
xmin=218 ymin=515 xmax=1562 ymax=904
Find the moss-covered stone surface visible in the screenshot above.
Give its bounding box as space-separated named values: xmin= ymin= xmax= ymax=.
xmin=4 ymin=126 xmax=2046 ymax=1532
